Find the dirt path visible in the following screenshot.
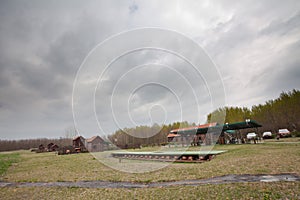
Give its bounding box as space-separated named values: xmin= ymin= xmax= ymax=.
xmin=0 ymin=174 xmax=299 ymax=189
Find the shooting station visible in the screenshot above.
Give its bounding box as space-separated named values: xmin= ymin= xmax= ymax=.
xmin=111 ymin=120 xmax=261 ymax=163
xmin=167 ymin=120 xmax=262 ymax=146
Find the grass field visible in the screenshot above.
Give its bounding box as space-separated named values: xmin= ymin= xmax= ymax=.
xmin=0 ymin=138 xmax=299 ymax=199
xmin=0 ymin=153 xmax=19 ymax=176
xmin=0 ymin=182 xmax=299 ymax=199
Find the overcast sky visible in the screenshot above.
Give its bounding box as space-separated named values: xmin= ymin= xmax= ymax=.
xmin=0 ymin=0 xmax=299 ymax=140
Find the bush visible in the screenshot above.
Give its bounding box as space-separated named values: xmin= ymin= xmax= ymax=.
xmin=291 ymin=131 xmax=300 ymax=137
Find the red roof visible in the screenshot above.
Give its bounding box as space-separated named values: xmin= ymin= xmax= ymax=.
xmin=170 ymin=123 xmax=217 ymax=133
xmin=167 ymin=133 xmax=180 ymax=138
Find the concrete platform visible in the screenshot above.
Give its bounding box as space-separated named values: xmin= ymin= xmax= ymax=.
xmin=111 ymin=150 xmax=226 ymax=162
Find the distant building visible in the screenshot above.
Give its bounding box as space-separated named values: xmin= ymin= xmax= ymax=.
xmin=73 ymin=136 xmax=87 ymax=153
xmin=38 ymin=144 xmax=45 ymax=151
xmin=72 ymin=135 xmax=108 ymax=152
xmin=47 ymin=143 xmax=59 ymax=152
xmin=168 ymin=123 xmax=218 ymax=146
xmin=86 ymin=136 xmax=108 ymax=152
xmin=49 ymin=144 xmax=59 ymax=152
xmin=47 ymin=143 xmax=54 ymax=150
xmin=168 ymin=120 xmax=262 ymax=145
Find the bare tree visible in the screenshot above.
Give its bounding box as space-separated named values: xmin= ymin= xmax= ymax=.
xmin=64 ymin=126 xmax=78 ymax=139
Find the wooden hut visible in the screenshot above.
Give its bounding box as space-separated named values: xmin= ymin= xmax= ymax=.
xmin=36 ymin=144 xmax=46 ymax=153
xmin=73 ymin=136 xmax=87 ymax=153
xmin=49 ymin=144 xmax=59 ymax=152
xmin=38 ymin=144 xmax=45 ymax=151
xmin=86 ymin=136 xmax=108 ymax=152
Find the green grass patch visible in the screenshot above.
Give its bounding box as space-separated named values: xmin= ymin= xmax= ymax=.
xmin=0 ymin=153 xmax=19 ymax=176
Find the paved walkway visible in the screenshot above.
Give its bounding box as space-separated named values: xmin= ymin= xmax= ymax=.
xmin=0 ymin=174 xmax=299 ymax=188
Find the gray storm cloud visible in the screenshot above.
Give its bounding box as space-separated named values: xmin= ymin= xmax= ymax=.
xmin=0 ymin=0 xmax=299 ymax=139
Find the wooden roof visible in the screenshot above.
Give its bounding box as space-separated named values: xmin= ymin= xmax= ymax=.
xmin=73 ymin=136 xmax=85 ymax=141
xmin=86 ymin=135 xmax=103 ymax=143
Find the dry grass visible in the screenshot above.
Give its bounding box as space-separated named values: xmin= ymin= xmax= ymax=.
xmin=0 ymin=182 xmax=299 ymax=199
xmin=2 ymin=138 xmax=299 ymax=183
xmin=0 ymin=139 xmax=299 ymax=199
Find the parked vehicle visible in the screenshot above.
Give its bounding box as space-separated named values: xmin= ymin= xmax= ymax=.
xmin=247 ymin=132 xmax=257 ymax=139
xmin=262 ymin=131 xmax=272 ymax=139
xmin=278 ymin=129 xmax=291 ymax=138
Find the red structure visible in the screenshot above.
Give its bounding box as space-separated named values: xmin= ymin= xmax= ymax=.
xmin=168 ymin=120 xmax=262 ymax=146
xmin=168 ymin=123 xmax=218 ymax=146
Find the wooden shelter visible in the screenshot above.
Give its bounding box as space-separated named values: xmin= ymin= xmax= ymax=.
xmin=38 ymin=144 xmax=45 ymax=151
xmin=49 ymin=144 xmax=59 ymax=152
xmin=168 ymin=120 xmax=262 ymax=145
xmin=47 ymin=143 xmax=54 ymax=150
xmin=86 ymin=136 xmax=108 ymax=152
xmin=72 ymin=136 xmax=87 ymax=153
xmin=168 ymin=123 xmax=218 ymax=146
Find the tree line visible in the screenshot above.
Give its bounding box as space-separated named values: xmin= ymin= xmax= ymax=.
xmin=207 ymin=89 xmax=300 ymax=133
xmin=108 ymin=121 xmax=195 ymax=149
xmin=1 ymin=89 xmax=298 ymax=151
xmin=110 ymin=89 xmax=299 ymax=148
xmin=0 ymin=138 xmax=72 ymax=152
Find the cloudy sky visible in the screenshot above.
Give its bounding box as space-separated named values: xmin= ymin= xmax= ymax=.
xmin=0 ymin=0 xmax=299 ymax=139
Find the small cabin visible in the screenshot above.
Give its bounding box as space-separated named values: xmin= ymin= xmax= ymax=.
xmin=49 ymin=144 xmax=59 ymax=152
xmin=73 ymin=136 xmax=87 ymax=153
xmin=47 ymin=143 xmax=54 ymax=150
xmin=38 ymin=144 xmax=45 ymax=151
xmin=86 ymin=136 xmax=108 ymax=152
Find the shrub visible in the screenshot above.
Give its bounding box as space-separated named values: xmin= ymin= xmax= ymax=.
xmin=291 ymin=131 xmax=300 ymax=137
